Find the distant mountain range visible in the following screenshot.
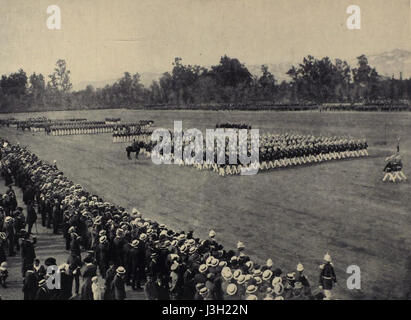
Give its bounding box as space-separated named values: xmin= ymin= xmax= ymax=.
xmin=364 ymin=48 xmax=411 ymax=79
xmin=74 ymin=49 xmax=411 ymax=90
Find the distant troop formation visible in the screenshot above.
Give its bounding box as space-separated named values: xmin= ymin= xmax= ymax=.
xmin=105 ymin=118 xmax=121 ymax=125
xmin=49 ymin=124 xmax=114 ymax=136
xmin=0 ymin=138 xmax=338 ymax=300
xmin=256 ymin=133 xmax=368 ymax=171
xmin=114 ymin=128 xmax=155 ymax=144
xmin=49 ymin=120 xmax=154 ymax=136
xmin=141 ymin=128 xmax=369 ymax=176
xmin=216 ymin=123 xmax=252 ymax=130
xmin=14 ymin=118 xmax=88 ymax=132
xmin=112 ymin=121 xmax=154 ymax=143
xmin=4 ymin=116 xmax=154 ymax=137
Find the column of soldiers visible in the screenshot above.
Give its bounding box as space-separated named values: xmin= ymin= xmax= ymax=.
xmin=105 ymin=118 xmax=121 ymax=125
xmin=50 ymin=124 xmax=114 ymax=136
xmin=216 ymin=123 xmax=252 ymax=130
xmin=112 ymin=121 xmax=154 ymax=143
xmin=146 ymin=130 xmax=369 ymax=176
xmin=0 ymin=138 xmax=338 ymax=300
xmin=113 ymin=128 xmax=154 ymax=144
xmin=15 ymin=119 xmax=88 ymax=133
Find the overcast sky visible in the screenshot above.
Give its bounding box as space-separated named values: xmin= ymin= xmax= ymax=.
xmin=1 ymin=0 xmax=410 ymax=87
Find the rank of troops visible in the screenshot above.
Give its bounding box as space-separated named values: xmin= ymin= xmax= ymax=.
xmin=142 ymin=129 xmax=369 ymax=176
xmin=49 ymin=123 xmax=114 ymax=136
xmin=112 ymin=121 xmax=155 ymax=143
xmin=105 ymin=118 xmax=121 ymax=125
xmin=14 ymin=118 xmax=88 ymax=133
xmin=49 ymin=121 xmax=153 ymax=137
xmin=216 ymin=123 xmax=252 ymax=130
xmin=113 ymin=128 xmax=155 ymax=144
xmin=0 ymin=138 xmax=339 ymax=300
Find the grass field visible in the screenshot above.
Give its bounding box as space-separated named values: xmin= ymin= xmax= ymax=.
xmin=1 ymin=109 xmax=411 ymax=300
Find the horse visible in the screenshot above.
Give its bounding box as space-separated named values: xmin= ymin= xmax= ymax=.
xmin=126 ymin=144 xmax=140 ymax=159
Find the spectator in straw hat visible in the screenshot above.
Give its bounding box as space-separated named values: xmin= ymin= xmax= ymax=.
xmin=96 ymin=235 xmax=110 ymax=278
xmin=224 ymin=283 xmax=240 ymax=300
xmin=112 ymin=266 xmax=127 ymax=300
xmin=236 ymin=274 xmax=247 ymax=298
xmin=103 ymin=261 xmax=116 ymax=300
xmin=80 ymin=256 xmax=97 ymax=300
xmin=129 ymin=239 xmax=142 ymax=290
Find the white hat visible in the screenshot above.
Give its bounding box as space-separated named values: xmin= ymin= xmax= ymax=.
xmin=297 ymin=262 xmax=304 ymax=271
xmin=237 ymin=274 xmax=246 ymax=284
xmin=199 ymin=264 xmax=208 ymax=273
xmin=273 ymin=283 xmax=284 ymax=295
xmin=246 ymin=285 xmax=257 ymax=294
xmin=272 ymin=276 xmax=282 ymax=286
xmin=233 ymin=269 xmax=242 ymax=280
xmin=266 ymin=258 xmax=273 ymax=268
xmin=237 ymin=241 xmax=245 ymax=250
xmin=209 ymin=230 xmax=216 ymax=238
xmin=262 ymin=269 xmax=273 ymax=281
xmin=116 ymin=266 xmax=126 ymax=274
xmin=227 ymin=283 xmax=237 ymax=295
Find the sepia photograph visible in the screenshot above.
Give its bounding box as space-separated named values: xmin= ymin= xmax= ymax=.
xmin=0 ymin=0 xmax=411 ymax=309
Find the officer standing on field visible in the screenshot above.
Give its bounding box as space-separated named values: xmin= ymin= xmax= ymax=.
xmin=319 ymin=253 xmax=337 ymax=300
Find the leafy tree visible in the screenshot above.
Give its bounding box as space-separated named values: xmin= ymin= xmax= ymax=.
xmin=48 ymin=59 xmax=73 ymax=93
xmin=211 ymin=55 xmax=252 ymax=88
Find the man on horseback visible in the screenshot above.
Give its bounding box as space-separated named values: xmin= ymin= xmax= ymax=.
xmin=126 ymin=139 xmax=140 ymax=160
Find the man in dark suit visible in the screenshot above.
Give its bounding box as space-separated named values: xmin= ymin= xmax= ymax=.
xmin=20 ymin=232 xmax=36 ymax=278
xmin=26 ymin=200 xmax=37 ymax=235
xmin=128 ymin=239 xmax=141 ymax=290
xmin=112 ymin=266 xmax=126 ymax=300
xmin=96 ymin=236 xmax=110 ymax=278
xmin=103 ymin=262 xmax=116 ymax=300
xmin=67 ymin=251 xmax=82 ymax=296
xmin=80 ymin=256 xmax=97 ymax=300
xmin=23 ymin=268 xmax=38 ymax=300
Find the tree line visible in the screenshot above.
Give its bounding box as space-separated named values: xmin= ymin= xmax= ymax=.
xmin=1 ymin=55 xmax=411 ymax=112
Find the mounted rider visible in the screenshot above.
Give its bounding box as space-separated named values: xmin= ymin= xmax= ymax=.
xmin=126 ymin=139 xmax=140 ymax=160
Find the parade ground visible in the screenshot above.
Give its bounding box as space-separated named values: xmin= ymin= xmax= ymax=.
xmin=1 ymin=109 xmax=411 ymax=300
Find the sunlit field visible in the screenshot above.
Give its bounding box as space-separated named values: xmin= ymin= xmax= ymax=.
xmin=1 ymin=109 xmax=411 ymax=300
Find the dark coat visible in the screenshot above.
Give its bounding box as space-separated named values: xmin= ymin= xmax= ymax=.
xmin=26 ymin=204 xmax=37 ymax=225
xmin=23 ymin=270 xmax=38 ymax=300
xmin=319 ymin=263 xmax=337 ymax=290
xmin=21 ymin=239 xmax=36 ymax=261
xmin=111 ymin=274 xmax=126 ymax=300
